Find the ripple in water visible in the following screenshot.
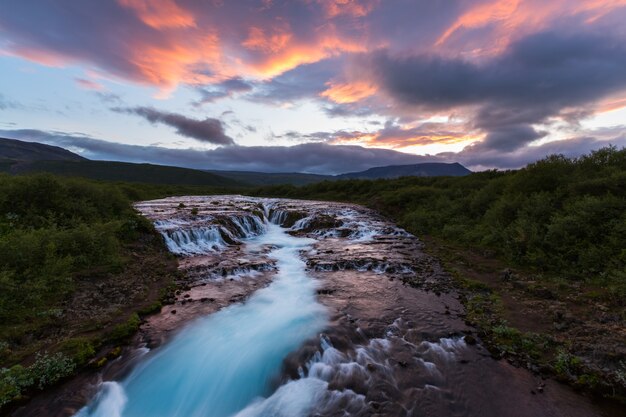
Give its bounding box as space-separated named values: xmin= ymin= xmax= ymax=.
xmin=75 ymin=223 xmax=327 ymax=417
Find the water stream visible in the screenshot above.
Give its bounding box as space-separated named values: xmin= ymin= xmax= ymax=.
xmin=49 ymin=196 xmax=616 ymax=417
xmin=76 ymin=223 xmax=327 ymax=417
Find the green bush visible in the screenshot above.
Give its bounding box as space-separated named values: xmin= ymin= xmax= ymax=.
xmin=108 ymin=313 xmax=141 ymax=342
xmin=60 ymin=338 xmax=96 ymax=366
xmin=0 ymin=352 xmax=75 ymax=406
xmin=255 ymin=146 xmax=626 ymax=299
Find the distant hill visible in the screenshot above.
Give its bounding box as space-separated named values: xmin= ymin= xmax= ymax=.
xmin=0 ymin=137 xmax=86 ymax=161
xmin=2 ymin=159 xmax=244 ymax=187
xmin=0 ymin=136 xmax=244 ymax=187
xmin=0 ymin=137 xmax=471 ymax=186
xmin=336 ymin=162 xmax=471 ymax=179
xmin=206 ymin=170 xmax=330 ymax=186
xmin=208 ymin=163 xmax=471 ymax=185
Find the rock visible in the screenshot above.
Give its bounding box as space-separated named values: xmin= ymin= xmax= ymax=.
xmin=501 ymin=268 xmax=514 ymax=281
xmin=464 ymin=335 xmax=477 ymax=345
xmin=171 ymin=309 xmax=177 ymax=314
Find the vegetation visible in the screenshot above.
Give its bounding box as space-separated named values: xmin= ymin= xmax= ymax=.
xmin=253 ymin=146 xmax=626 ymax=301
xmin=0 ymin=174 xmax=223 ymax=409
xmin=1 ymin=159 xmax=245 ymax=187
xmin=253 ymin=146 xmax=626 ymax=398
xmin=1 ymin=146 xmax=624 ymax=407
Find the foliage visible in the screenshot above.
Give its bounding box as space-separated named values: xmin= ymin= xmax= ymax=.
xmin=0 ymin=175 xmax=140 ymax=330
xmin=0 ymin=352 xmax=75 ymax=407
xmin=254 ymin=146 xmax=626 ymax=302
xmin=108 ymin=313 xmax=141 ymax=342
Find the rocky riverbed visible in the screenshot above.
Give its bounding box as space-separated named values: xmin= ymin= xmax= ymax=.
xmin=11 ymin=196 xmax=620 ymax=417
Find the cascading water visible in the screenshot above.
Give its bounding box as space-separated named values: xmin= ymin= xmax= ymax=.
xmin=75 ymin=222 xmax=327 ymax=417
xmin=32 ymin=196 xmax=608 ymax=417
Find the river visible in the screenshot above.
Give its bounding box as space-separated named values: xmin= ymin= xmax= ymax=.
xmin=15 ymin=196 xmax=616 ymax=417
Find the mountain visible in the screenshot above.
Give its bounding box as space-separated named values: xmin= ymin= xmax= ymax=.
xmin=336 ymin=162 xmax=471 ymax=179
xmin=0 ymin=137 xmax=471 ymax=187
xmin=3 ymin=159 xmax=245 ymax=187
xmin=208 ymin=163 xmax=472 ymax=185
xmin=205 ymin=170 xmax=330 ymax=186
xmin=0 ymin=137 xmax=243 ymax=187
xmin=0 ymin=137 xmax=86 ymax=161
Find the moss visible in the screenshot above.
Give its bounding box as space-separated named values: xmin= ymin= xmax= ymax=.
xmin=93 ymin=357 xmax=108 ymax=368
xmin=281 ymin=211 xmax=307 ymax=228
xmin=59 ymin=337 xmax=96 ymax=366
xmin=107 ymin=313 xmax=140 ymax=342
xmin=137 ymin=301 xmax=162 ymax=316
xmin=107 ymin=346 xmax=122 ymax=359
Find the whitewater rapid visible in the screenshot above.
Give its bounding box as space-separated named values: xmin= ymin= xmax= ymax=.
xmin=49 ymin=196 xmax=612 ymax=417
xmin=75 ymin=223 xmax=327 ymax=417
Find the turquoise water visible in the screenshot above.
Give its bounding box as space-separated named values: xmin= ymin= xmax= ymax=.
xmin=76 ymin=223 xmax=327 ymax=417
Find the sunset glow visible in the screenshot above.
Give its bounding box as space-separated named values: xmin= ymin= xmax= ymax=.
xmin=1 ymin=0 xmax=625 ymax=173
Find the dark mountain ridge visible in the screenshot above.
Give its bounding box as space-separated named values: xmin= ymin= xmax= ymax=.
xmin=0 ymin=137 xmax=86 ymax=161
xmin=0 ymin=137 xmax=471 ymax=186
xmin=337 ymin=162 xmax=471 ymax=179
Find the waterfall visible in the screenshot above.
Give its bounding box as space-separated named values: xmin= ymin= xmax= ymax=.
xmin=74 ymin=223 xmax=328 ymax=417
xmin=160 ymin=226 xmax=226 ymax=255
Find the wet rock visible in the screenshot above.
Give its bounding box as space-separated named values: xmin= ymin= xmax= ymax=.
xmin=464 ymin=335 xmax=477 ymax=345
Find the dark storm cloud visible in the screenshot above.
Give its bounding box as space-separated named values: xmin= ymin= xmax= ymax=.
xmin=112 ymin=107 xmax=235 ymax=146
xmin=370 ymin=31 xmax=626 ymax=150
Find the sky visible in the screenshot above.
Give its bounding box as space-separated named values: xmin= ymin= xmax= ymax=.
xmin=1 ymin=0 xmax=626 ymax=174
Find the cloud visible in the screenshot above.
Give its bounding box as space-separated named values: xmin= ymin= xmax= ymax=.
xmin=0 ymin=94 xmax=20 ymax=110
xmin=0 ymin=0 xmax=372 ymax=90
xmin=0 ymin=129 xmax=440 ymax=174
xmin=2 ymin=0 xmax=626 ymax=168
xmin=75 ymin=78 xmax=104 ymax=91
xmin=450 ymin=132 xmax=626 ymax=171
xmin=251 ymin=58 xmax=341 ymax=104
xmin=112 ymin=107 xmax=235 ymax=146
xmin=117 ymin=0 xmax=196 ymax=29
xmin=3 ymin=127 xmax=624 ymax=173
xmin=369 ymin=30 xmax=626 ymax=150
xmin=193 ymin=77 xmax=253 ymax=105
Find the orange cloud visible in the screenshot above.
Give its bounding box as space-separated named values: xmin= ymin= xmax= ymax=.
xmin=596 ymin=96 xmax=626 ymax=113
xmin=435 ymin=0 xmax=626 ymax=54
xmin=320 ymin=80 xmax=377 ymax=103
xmin=75 ymin=78 xmax=104 ymax=91
xmin=129 ymin=33 xmax=222 ymax=89
xmin=574 ymin=0 xmax=626 ymax=23
xmin=329 ymin=124 xmax=477 ymax=149
xmin=244 ymin=32 xmax=366 ymax=78
xmin=436 ymin=0 xmax=523 ymax=47
xmin=117 ymin=0 xmax=196 ymax=29
xmin=242 ymin=26 xmax=292 ymax=53
xmin=316 ymin=0 xmax=377 ymax=18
